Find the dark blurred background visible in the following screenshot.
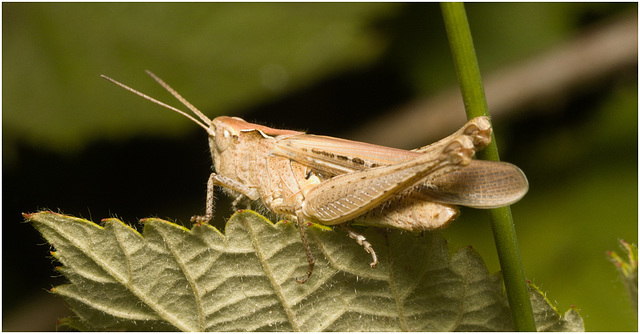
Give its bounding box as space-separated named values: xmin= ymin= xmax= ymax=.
xmin=3 ymin=3 xmax=637 ymax=331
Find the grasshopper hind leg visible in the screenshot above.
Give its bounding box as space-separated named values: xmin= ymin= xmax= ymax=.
xmin=295 ymin=221 xmax=315 ymax=284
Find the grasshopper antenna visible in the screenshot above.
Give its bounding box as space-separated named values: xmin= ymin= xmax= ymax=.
xmin=101 ymin=72 xmax=214 ymax=136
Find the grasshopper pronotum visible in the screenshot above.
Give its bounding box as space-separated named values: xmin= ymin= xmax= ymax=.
xmin=102 ymin=71 xmax=528 ymax=283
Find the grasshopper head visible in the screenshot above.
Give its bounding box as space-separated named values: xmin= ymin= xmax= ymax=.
xmin=210 ymin=116 xmax=259 ymax=153
xmin=209 ymin=116 xmax=262 ymax=174
xmin=210 ymin=115 xmax=303 ymax=153
xmin=209 ymin=116 xmax=241 ymax=156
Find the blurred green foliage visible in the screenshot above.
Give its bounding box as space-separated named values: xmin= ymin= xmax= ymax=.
xmin=608 ymin=240 xmax=638 ymax=314
xmin=3 ymin=3 xmax=637 ymax=331
xmin=3 ymin=2 xmax=395 ymax=155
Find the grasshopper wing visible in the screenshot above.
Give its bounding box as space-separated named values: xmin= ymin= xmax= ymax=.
xmin=299 ymin=135 xmax=476 ymax=225
xmin=273 ymin=126 xmax=527 ymax=211
xmin=272 ymin=117 xmax=492 ymax=177
xmin=272 ymin=134 xmax=414 ymax=176
xmin=420 ymin=160 xmax=529 ymax=208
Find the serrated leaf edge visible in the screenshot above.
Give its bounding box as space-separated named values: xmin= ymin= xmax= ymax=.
xmin=28 ymin=212 xmax=202 ymax=331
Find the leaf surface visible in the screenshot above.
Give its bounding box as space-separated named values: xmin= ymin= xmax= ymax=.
xmin=27 ymin=210 xmax=582 ymax=331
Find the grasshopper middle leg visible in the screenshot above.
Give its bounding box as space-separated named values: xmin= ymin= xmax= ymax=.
xmin=339 ymin=225 xmax=378 ymax=268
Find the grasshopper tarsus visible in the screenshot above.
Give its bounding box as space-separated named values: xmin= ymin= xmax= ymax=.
xmin=296 ymin=267 xmax=313 ymax=284
xmin=368 ymin=245 xmax=379 ymax=268
xmin=341 ymin=226 xmax=378 ymax=268
xmin=190 ymin=214 xmax=211 ymax=224
xmin=296 ymin=273 xmax=311 ymax=284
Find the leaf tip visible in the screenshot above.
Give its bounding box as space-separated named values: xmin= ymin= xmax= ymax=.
xmin=23 ymin=211 xmax=58 ymax=221
xmin=101 ymin=217 xmax=123 ymax=224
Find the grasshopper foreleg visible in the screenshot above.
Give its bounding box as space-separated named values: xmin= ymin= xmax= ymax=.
xmin=191 ymin=173 xmax=260 ymax=223
xmin=191 ymin=173 xmax=217 ymax=223
xmin=339 ymin=225 xmax=378 ymax=268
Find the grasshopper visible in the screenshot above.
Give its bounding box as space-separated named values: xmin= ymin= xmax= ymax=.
xmin=102 ymin=71 xmax=528 ymax=283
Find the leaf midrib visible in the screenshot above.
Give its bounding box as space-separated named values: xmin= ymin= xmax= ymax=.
xmin=243 ymin=216 xmax=301 ymax=331
xmin=153 ymin=225 xmax=206 ymax=331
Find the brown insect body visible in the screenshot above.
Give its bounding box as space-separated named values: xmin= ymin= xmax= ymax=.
xmin=208 ymin=116 xmax=458 ymax=231
xmin=102 ymin=72 xmax=529 ymax=283
xmin=207 ymin=115 xmax=527 ymax=231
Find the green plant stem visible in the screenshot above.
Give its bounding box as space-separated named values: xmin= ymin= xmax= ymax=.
xmin=440 ymin=3 xmax=536 ymax=331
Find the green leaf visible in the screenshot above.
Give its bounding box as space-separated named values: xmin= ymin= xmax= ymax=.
xmin=27 ymin=210 xmax=583 ymax=331
xmin=528 ymin=284 xmax=584 ymax=331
